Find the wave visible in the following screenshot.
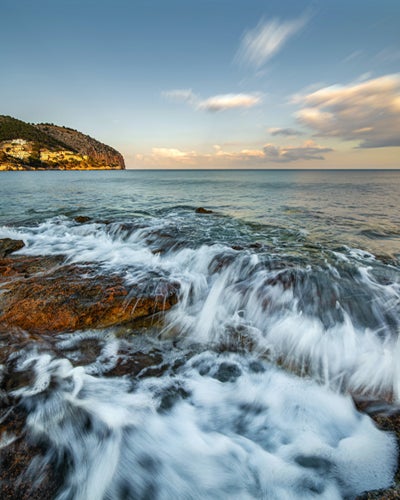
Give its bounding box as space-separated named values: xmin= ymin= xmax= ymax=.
xmin=2 ymin=216 xmax=400 ymax=401
xmin=8 ymin=348 xmax=397 ymax=499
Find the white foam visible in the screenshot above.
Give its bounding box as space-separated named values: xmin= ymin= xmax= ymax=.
xmin=14 ymin=351 xmax=397 ymax=499
xmin=3 ymin=217 xmax=400 ymax=400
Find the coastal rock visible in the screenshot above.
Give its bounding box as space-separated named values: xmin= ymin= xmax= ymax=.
xmin=74 ymin=215 xmax=92 ymax=224
xmin=195 ymin=207 xmax=214 ymax=214
xmin=0 ymin=256 xmax=179 ymax=333
xmin=0 ymin=406 xmax=62 ymax=500
xmin=0 ymin=341 xmax=61 ymax=499
xmin=0 ymin=238 xmax=25 ymax=258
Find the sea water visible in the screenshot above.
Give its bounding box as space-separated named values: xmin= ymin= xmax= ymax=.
xmin=1 ymin=170 xmax=399 ymax=498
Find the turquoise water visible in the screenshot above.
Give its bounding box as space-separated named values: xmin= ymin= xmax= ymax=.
xmin=1 ymin=170 xmax=400 ymax=498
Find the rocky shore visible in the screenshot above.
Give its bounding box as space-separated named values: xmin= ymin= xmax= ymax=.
xmin=0 ymin=237 xmax=399 ymax=499
xmin=0 ymin=237 xmax=179 ymax=497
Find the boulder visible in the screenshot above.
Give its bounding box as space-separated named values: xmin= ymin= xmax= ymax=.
xmin=0 ymin=238 xmax=25 ymax=258
xmin=195 ymin=207 xmax=214 ymax=214
xmin=0 ymin=255 xmax=179 ymax=334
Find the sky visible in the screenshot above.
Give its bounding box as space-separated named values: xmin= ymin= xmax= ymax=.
xmin=1 ymin=0 xmax=399 ymax=169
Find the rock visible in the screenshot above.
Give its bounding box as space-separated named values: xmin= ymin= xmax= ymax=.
xmin=35 ymin=123 xmax=125 ymax=169
xmin=0 ymin=255 xmax=63 ymax=282
xmin=74 ymin=216 xmax=92 ymax=224
xmin=0 ymin=255 xmax=179 ymax=334
xmin=0 ymin=434 xmax=60 ymax=500
xmin=0 ymin=238 xmax=25 ymax=258
xmin=0 ymin=363 xmax=61 ymax=499
xmin=195 ymin=207 xmax=214 ymax=214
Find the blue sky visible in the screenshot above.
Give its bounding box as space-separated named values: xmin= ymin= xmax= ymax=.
xmin=1 ymin=0 xmax=399 ymax=168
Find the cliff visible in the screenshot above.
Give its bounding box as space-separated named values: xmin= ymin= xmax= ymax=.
xmin=0 ymin=116 xmax=125 ymax=170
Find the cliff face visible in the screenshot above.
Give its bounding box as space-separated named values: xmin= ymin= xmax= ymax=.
xmin=0 ymin=116 xmax=125 ymax=171
xmin=36 ymin=123 xmax=125 ymax=169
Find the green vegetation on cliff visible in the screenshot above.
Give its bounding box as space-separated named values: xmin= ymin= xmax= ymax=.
xmin=0 ymin=115 xmax=125 ymax=170
xmin=0 ymin=116 xmax=71 ymax=151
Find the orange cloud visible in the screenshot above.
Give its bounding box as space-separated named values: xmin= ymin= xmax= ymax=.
xmin=136 ymin=140 xmax=333 ymax=167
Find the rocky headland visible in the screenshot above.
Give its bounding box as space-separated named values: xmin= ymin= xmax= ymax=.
xmin=0 ymin=115 xmax=125 ymax=170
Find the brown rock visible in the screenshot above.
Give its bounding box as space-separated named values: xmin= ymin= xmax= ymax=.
xmin=0 ymin=436 xmax=60 ymax=500
xmin=0 ymin=388 xmax=61 ymax=500
xmin=0 ymin=255 xmax=63 ymax=282
xmin=0 ymin=256 xmax=179 ymax=334
xmin=74 ymin=216 xmax=92 ymax=224
xmin=195 ymin=207 xmax=214 ymax=214
xmin=0 ymin=238 xmax=25 ymax=258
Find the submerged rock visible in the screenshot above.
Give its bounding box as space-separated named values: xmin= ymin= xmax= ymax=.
xmin=74 ymin=215 xmax=92 ymax=224
xmin=195 ymin=207 xmax=214 ymax=214
xmin=0 ymin=255 xmax=179 ymax=334
xmin=0 ymin=238 xmax=25 ymax=258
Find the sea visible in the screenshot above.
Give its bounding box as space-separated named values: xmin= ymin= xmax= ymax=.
xmin=1 ymin=169 xmax=400 ymax=499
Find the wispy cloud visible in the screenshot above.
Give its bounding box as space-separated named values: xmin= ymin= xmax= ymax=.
xmin=268 ymin=127 xmax=304 ymax=137
xmin=162 ymin=89 xmax=262 ymax=112
xmin=374 ymin=48 xmax=400 ymax=64
xmin=235 ymin=15 xmax=308 ymax=69
xmin=343 ymin=50 xmax=363 ymax=63
xmin=263 ymin=140 xmax=333 ymax=162
xmin=161 ymin=89 xmax=197 ymax=105
xmin=198 ymin=93 xmax=262 ymax=112
xmin=295 ymin=74 xmax=400 ymax=148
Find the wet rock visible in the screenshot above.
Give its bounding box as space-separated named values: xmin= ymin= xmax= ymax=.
xmin=195 ymin=207 xmax=214 ymax=214
xmin=208 ymin=252 xmax=236 ymax=274
xmin=74 ymin=215 xmax=91 ymax=224
xmin=0 ymin=238 xmax=25 ymax=258
xmin=0 ymin=365 xmax=60 ymax=499
xmin=0 ymin=436 xmax=61 ymax=500
xmin=213 ymin=362 xmax=242 ymax=382
xmin=158 ymin=386 xmax=191 ymax=413
xmin=106 ymin=350 xmax=165 ymax=378
xmin=0 ymin=256 xmax=179 ymax=334
xmin=0 ymin=255 xmax=64 ymax=282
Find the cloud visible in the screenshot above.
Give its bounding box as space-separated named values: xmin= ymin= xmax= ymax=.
xmin=235 ymin=15 xmax=308 ymax=69
xmin=136 ymin=140 xmax=332 ymax=167
xmin=162 ymin=89 xmax=262 ymax=112
xmin=162 ymin=89 xmax=197 ymax=104
xmin=374 ymin=48 xmax=400 ymax=64
xmin=295 ymin=74 xmax=400 ymax=148
xmin=268 ymin=127 xmax=304 ymax=137
xmin=343 ymin=50 xmax=363 ymax=63
xmin=263 ymin=140 xmax=333 ymax=162
xmin=149 ymin=148 xmax=198 ymax=164
xmin=198 ymin=93 xmax=262 ymax=112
